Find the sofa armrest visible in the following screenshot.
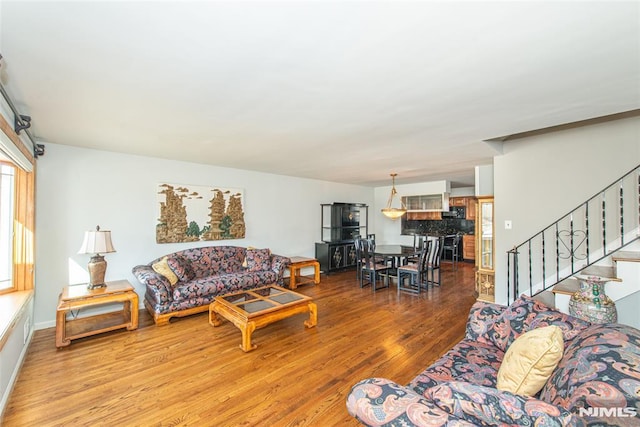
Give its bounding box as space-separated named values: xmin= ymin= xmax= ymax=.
xmin=270 ymin=254 xmax=290 ymax=280
xmin=347 ymin=378 xmax=468 ymax=427
xmin=425 ymin=381 xmax=582 ymax=427
xmin=131 ymin=265 xmax=173 ymax=303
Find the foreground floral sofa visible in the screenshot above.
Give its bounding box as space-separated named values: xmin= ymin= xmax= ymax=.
xmin=347 ymin=295 xmax=640 ymax=426
xmin=132 ymin=246 xmax=290 ymax=325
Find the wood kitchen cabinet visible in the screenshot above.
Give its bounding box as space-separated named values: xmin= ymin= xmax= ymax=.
xmin=450 ymin=197 xmax=466 ymax=206
xmin=462 ymin=235 xmax=475 ymax=261
xmin=449 ymin=197 xmax=476 ymax=220
xmin=406 ymin=211 xmax=442 ymax=220
xmin=465 ymin=198 xmax=476 ymax=220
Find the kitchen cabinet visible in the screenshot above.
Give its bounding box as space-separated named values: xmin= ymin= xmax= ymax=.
xmin=450 ymin=197 xmax=476 ymax=220
xmin=462 ymin=235 xmax=475 ymax=261
xmin=465 ymin=198 xmax=476 ymax=220
xmin=402 ymin=194 xmax=448 ymax=212
xmin=406 ymin=211 xmax=442 ymax=220
xmin=450 ymin=197 xmax=466 ymax=207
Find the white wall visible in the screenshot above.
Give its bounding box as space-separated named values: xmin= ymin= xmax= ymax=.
xmin=450 ymin=186 xmax=475 ymax=197
xmin=475 ymin=164 xmax=494 ymax=197
xmin=34 ymin=143 xmax=373 ymax=328
xmin=493 ymin=116 xmax=640 ymax=304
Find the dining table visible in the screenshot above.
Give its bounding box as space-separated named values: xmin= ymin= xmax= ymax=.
xmin=373 ymin=245 xmax=419 ymax=270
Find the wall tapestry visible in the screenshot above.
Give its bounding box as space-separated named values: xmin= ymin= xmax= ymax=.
xmin=156 ymin=183 xmax=246 ymax=243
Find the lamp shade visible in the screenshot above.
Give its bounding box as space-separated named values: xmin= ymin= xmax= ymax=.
xmin=381 ymin=208 xmax=406 ymax=220
xmin=78 ymin=226 xmax=116 ymax=255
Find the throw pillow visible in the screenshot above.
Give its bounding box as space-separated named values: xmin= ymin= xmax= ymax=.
xmin=152 ymin=256 xmax=178 ymax=285
xmin=497 ymin=325 xmax=564 ymax=396
xmin=246 ymin=248 xmax=271 ymax=272
xmin=167 ymin=256 xmax=195 ymax=282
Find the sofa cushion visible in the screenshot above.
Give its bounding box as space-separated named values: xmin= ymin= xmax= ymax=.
xmin=540 ymin=323 xmax=640 ymax=412
xmin=497 ymin=325 xmax=564 ymax=396
xmin=426 ymin=381 xmax=580 ymax=426
xmin=152 ymin=257 xmax=178 ymax=285
xmin=172 ymin=270 xmax=278 ymax=301
xmin=409 ymin=339 xmax=504 ymax=396
xmin=486 ymin=295 xmax=590 ymax=352
xmin=246 ymin=248 xmax=271 ymax=272
xmin=176 ymin=246 xmax=246 ymax=277
xmin=167 ymin=255 xmax=195 ymax=282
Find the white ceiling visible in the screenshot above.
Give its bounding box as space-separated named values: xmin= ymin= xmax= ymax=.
xmin=0 ymin=1 xmax=638 ymax=187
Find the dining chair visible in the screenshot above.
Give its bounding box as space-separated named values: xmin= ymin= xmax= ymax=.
xmin=397 ymin=240 xmax=430 ymax=294
xmin=360 ymin=240 xmax=390 ymax=291
xmin=353 ymin=236 xmax=364 ymax=281
xmin=406 ymin=234 xmax=425 ymax=265
xmin=442 ymin=233 xmax=461 ymax=271
xmin=413 ymin=234 xmax=424 ymax=251
xmin=425 ymin=236 xmax=444 ymax=287
xmin=365 ymin=236 xmax=391 ymax=267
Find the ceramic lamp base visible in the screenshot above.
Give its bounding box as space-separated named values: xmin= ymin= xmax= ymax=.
xmin=87 ymin=254 xmax=107 ymax=289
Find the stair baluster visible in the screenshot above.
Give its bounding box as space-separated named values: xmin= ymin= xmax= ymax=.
xmin=507 ymin=164 xmax=640 ymax=304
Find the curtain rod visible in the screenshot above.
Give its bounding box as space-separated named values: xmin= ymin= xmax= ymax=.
xmin=0 ymin=53 xmax=42 ymax=157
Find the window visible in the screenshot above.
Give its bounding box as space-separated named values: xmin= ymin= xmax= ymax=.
xmin=0 ymin=163 xmax=15 ymax=291
xmin=0 ymin=111 xmax=35 ymax=293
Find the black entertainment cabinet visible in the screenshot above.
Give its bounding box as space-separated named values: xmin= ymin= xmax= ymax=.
xmin=315 ymin=203 xmax=369 ymax=273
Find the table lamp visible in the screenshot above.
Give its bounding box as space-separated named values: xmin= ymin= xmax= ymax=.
xmin=78 ymin=225 xmax=116 ymax=289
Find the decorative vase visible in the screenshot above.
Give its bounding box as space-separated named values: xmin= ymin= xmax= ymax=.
xmin=568 ymin=275 xmax=617 ymax=324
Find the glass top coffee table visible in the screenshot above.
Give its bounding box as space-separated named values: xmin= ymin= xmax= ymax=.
xmin=208 ymin=285 xmax=317 ymax=352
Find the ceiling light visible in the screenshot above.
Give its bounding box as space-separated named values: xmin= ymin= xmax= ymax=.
xmin=381 ymin=173 xmax=406 ymax=220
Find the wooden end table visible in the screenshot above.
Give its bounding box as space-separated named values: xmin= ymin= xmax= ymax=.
xmin=209 ymin=285 xmax=317 ymax=352
xmin=56 ymin=280 xmax=139 ymax=348
xmin=288 ymin=256 xmax=320 ymax=290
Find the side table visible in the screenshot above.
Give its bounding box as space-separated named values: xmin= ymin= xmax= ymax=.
xmin=56 ymin=280 xmax=139 ymax=348
xmin=287 ymin=256 xmax=320 ymax=290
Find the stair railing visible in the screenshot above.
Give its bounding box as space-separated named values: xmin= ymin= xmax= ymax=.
xmin=507 ymin=164 xmax=640 ymax=303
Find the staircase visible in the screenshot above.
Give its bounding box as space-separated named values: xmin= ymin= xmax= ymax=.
xmin=506 ymin=164 xmax=640 ymax=327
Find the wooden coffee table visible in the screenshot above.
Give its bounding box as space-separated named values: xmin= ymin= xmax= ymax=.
xmin=209 ymin=285 xmax=317 ymax=352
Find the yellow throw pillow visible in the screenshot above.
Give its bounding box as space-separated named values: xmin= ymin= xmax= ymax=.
xmin=496 ymin=325 xmax=564 ymax=396
xmin=152 ymin=256 xmax=178 ymax=286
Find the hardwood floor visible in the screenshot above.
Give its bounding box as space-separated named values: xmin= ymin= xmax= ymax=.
xmin=2 ymin=262 xmax=478 ymax=426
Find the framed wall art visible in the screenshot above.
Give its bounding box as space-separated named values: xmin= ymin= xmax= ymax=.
xmin=156 ymin=183 xmax=245 ymax=243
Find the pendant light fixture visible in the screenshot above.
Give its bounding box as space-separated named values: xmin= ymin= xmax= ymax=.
xmin=381 ymin=173 xmax=407 ymax=220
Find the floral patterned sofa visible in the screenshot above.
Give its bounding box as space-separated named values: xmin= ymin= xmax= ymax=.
xmin=132 ymin=246 xmax=290 ymax=325
xmin=347 ymin=295 xmax=640 ymax=426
